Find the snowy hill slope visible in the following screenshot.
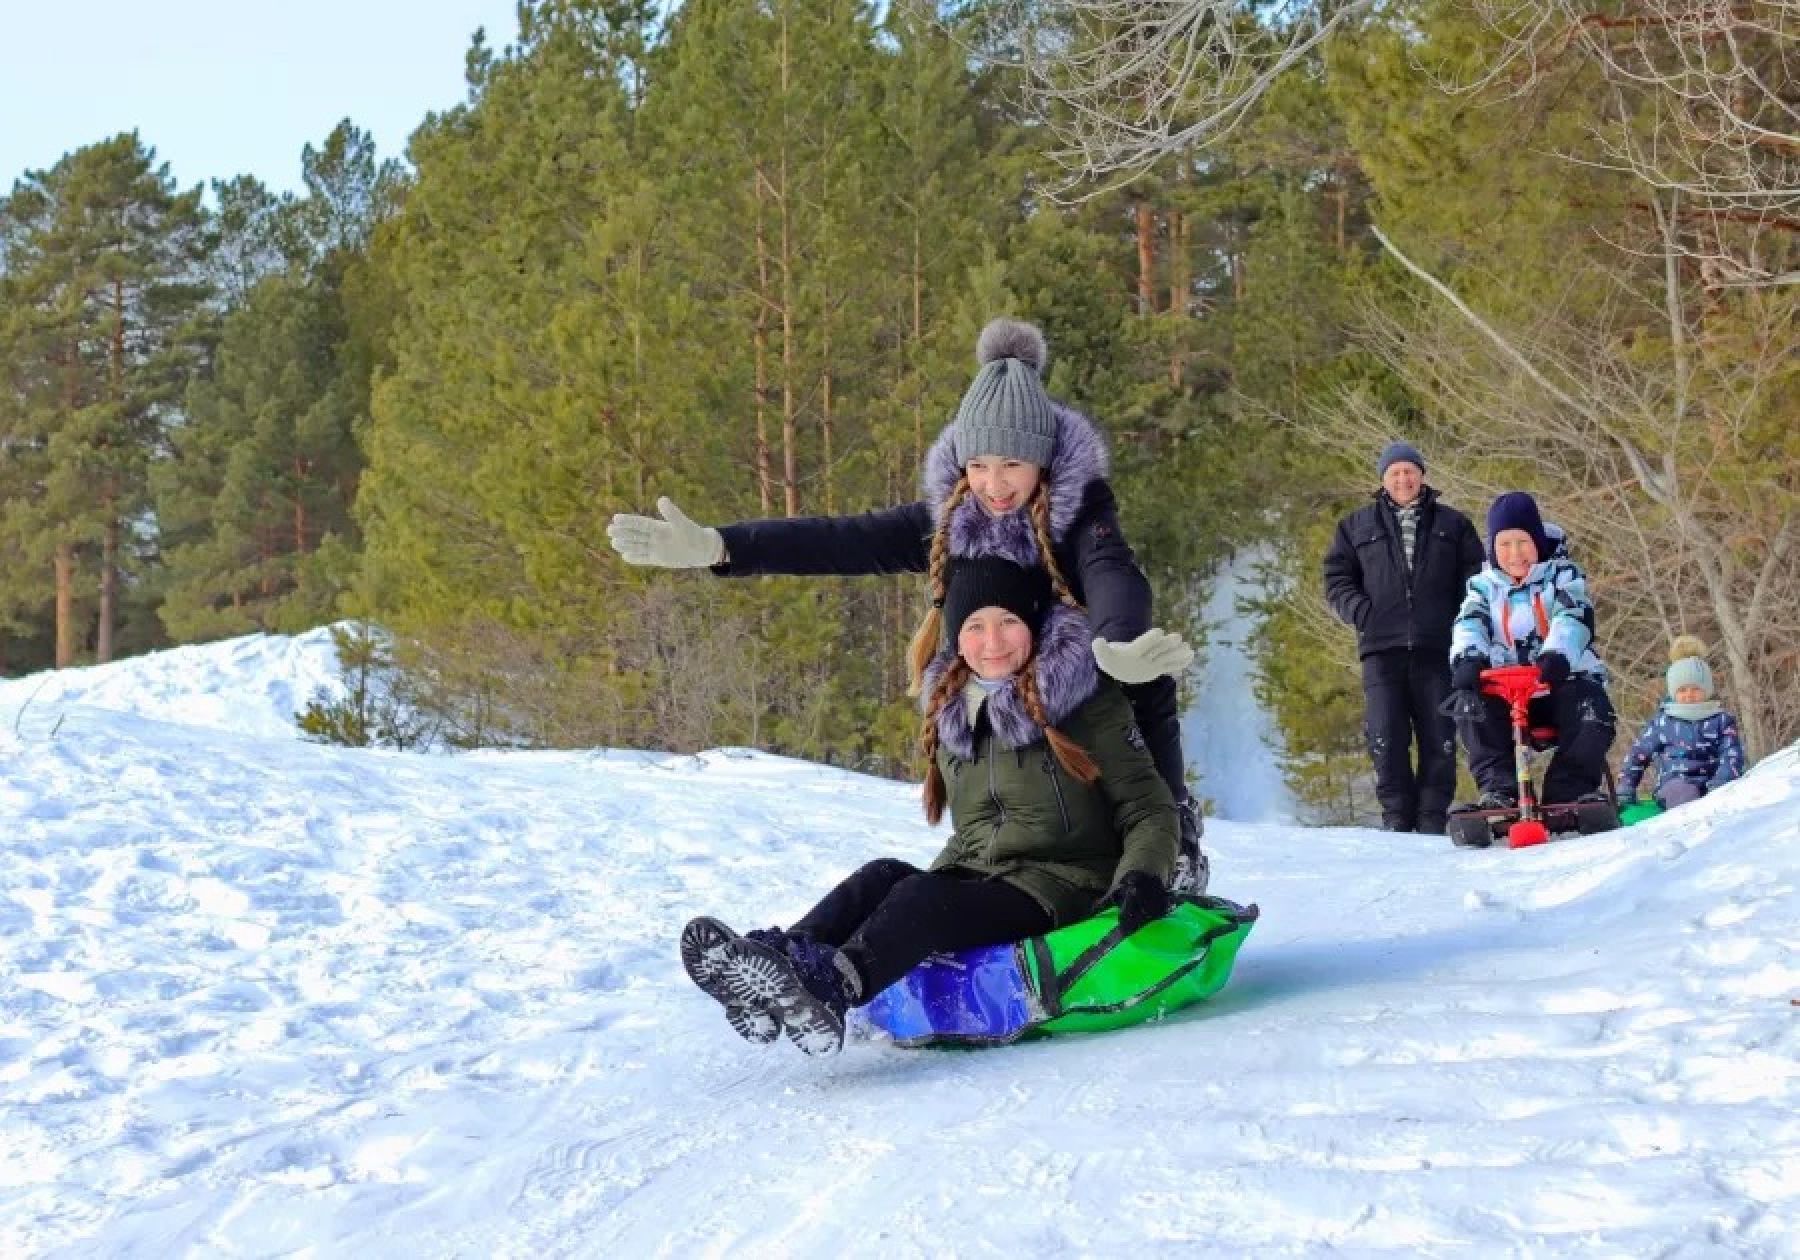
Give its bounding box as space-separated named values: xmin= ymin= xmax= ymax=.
xmin=1 ymin=634 xmax=1795 ymax=1257
xmin=0 ymin=627 xmax=343 ymax=741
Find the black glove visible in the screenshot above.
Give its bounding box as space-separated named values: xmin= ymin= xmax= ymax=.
xmin=1536 ymin=651 xmax=1571 ymax=687
xmin=1450 ymin=654 xmax=1486 ymax=692
xmin=1103 ymin=870 xmax=1170 ymax=936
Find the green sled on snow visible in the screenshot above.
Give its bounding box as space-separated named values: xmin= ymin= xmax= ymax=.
xmin=862 ymin=895 xmax=1258 ymax=1047
xmin=1618 ymin=799 xmax=1665 ymax=827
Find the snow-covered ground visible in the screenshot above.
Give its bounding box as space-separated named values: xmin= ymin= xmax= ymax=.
xmin=2 ymin=634 xmax=1795 ymax=1257
xmin=1183 ymin=548 xmax=1298 ymax=823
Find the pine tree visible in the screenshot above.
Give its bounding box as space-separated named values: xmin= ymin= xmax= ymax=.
xmin=156 ymin=122 xmax=396 ymax=641
xmin=0 ymin=134 xmax=208 ymax=666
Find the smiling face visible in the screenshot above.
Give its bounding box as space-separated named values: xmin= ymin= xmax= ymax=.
xmin=965 ymin=458 xmax=1043 ymax=517
xmin=957 ymin=607 xmax=1034 ymax=680
xmin=1673 ymin=683 xmax=1706 ymax=704
xmin=1381 ymin=460 xmax=1423 ymax=507
xmin=1494 ymin=528 xmax=1540 ymax=581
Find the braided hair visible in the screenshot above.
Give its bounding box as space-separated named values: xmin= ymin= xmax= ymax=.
xmin=919 ymin=656 xmax=970 ymax=824
xmin=1016 ymin=657 xmax=1099 ymax=786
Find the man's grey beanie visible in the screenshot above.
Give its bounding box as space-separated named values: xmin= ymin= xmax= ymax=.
xmin=952 ymin=318 xmax=1057 ymax=467
xmin=1377 ymin=440 xmax=1426 ymax=477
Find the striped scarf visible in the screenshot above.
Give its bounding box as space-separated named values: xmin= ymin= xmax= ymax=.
xmin=1392 ymin=499 xmax=1421 ymax=571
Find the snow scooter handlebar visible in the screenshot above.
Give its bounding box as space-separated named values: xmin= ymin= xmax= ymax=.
xmin=1480 ymin=664 xmax=1551 ymax=848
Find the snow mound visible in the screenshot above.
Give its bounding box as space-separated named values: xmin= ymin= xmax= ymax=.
xmin=0 ymin=626 xmax=344 ymax=741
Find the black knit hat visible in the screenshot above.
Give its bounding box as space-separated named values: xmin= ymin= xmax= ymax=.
xmin=1377 ymin=440 xmax=1426 ymax=477
xmin=1485 ymin=491 xmax=1552 ymax=567
xmin=941 ymin=555 xmax=1053 ymax=644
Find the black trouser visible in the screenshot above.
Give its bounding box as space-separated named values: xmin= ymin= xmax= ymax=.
xmin=792 ymin=858 xmax=1053 ymax=1002
xmin=1121 ymin=675 xmax=1185 ymax=804
xmin=1360 ymin=648 xmax=1457 ymax=829
xmin=1459 ymin=675 xmax=1617 ymax=804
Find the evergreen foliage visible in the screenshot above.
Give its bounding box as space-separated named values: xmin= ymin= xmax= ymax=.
xmin=1 ymin=0 xmax=1791 ymax=799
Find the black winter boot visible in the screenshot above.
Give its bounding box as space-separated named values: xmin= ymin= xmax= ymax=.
xmin=1170 ymin=795 xmax=1210 ymax=895
xmin=679 ymin=917 xmax=782 ymax=1045
xmin=741 ymin=932 xmax=860 ymax=1055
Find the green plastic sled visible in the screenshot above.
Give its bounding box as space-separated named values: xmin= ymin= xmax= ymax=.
xmin=863 ymin=895 xmax=1258 ymax=1047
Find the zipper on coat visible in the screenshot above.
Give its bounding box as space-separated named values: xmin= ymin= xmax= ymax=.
xmin=1043 ymin=749 xmax=1072 ymax=834
xmin=985 ymin=745 xmax=1006 ymax=863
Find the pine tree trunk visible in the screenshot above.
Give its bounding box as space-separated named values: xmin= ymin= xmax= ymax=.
xmin=260 ymin=499 xmax=275 ymax=599
xmin=100 ymin=280 xmax=125 ymax=663
xmin=54 ymin=542 xmax=76 ymax=668
xmin=821 ymin=334 xmax=835 ymax=515
xmin=98 ymin=512 xmax=118 ymax=664
xmin=1135 ymin=202 xmax=1156 ymax=315
xmin=293 ymin=455 xmax=311 ymax=554
xmin=777 ymin=9 xmax=799 ymax=518
xmin=1169 ymin=207 xmax=1189 ymax=388
xmin=753 ymin=171 xmax=774 ymax=515
xmin=912 ymin=221 xmax=925 ymax=466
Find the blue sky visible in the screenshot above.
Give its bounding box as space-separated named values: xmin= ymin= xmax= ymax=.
xmin=1 ymin=1 xmax=524 ymax=197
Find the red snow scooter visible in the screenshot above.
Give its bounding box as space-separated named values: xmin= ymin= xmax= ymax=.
xmin=1445 ymin=663 xmax=1620 ymax=850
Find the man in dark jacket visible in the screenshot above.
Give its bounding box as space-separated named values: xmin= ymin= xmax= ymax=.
xmin=1322 ymin=442 xmax=1484 ymax=833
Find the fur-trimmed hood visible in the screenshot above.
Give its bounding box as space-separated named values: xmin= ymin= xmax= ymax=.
xmin=920 ymin=402 xmax=1111 ymax=569
xmin=919 ymin=603 xmax=1098 ymax=759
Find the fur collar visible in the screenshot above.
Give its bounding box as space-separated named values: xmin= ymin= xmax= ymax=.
xmin=920 ymin=403 xmax=1111 ymax=567
xmin=920 ymin=604 xmax=1098 ymax=759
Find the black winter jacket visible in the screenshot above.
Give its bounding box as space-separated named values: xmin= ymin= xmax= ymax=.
xmin=1322 ymin=488 xmax=1484 ymax=659
xmin=713 ymin=480 xmax=1152 ymax=645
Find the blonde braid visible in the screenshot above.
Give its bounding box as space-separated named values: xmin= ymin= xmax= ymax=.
xmin=918 ymin=657 xmax=971 ymax=823
xmin=1016 ymin=660 xmax=1100 ymax=785
xmin=1029 ymin=487 xmax=1083 ymax=610
xmin=906 ymin=476 xmax=972 ymax=696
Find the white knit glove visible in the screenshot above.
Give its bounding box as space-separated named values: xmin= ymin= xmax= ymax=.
xmin=1091 ymin=628 xmax=1195 ymax=685
xmin=606 ymin=496 xmax=725 ymax=569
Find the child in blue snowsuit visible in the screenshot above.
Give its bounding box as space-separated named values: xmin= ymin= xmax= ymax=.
xmin=1618 ymin=639 xmax=1747 ymax=810
xmin=1447 ymin=492 xmax=1617 ymax=808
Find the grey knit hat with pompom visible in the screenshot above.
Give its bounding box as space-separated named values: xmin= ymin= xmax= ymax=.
xmin=951 ymin=318 xmax=1056 ymax=467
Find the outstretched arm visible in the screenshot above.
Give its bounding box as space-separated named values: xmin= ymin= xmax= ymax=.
xmin=714 ymin=502 xmax=934 ymax=577
xmin=609 ymin=495 xmax=934 ymax=577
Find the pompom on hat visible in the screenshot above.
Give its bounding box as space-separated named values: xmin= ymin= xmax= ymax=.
xmin=950 ymin=318 xmax=1057 ymax=468
xmin=1666 ymin=634 xmax=1715 ymax=699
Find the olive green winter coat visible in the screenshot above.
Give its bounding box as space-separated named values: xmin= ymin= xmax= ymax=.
xmin=930 ymin=680 xmax=1178 ymax=926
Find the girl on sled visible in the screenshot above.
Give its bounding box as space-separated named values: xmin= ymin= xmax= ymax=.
xmin=679 ymin=555 xmax=1177 ymax=1056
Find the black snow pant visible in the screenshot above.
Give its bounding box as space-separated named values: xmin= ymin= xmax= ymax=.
xmin=1459 ymin=675 xmax=1617 ymax=804
xmin=1121 ymin=675 xmax=1186 ymax=804
xmin=792 ymin=858 xmax=1053 ymax=1002
xmin=1360 ymin=648 xmax=1457 ymax=831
